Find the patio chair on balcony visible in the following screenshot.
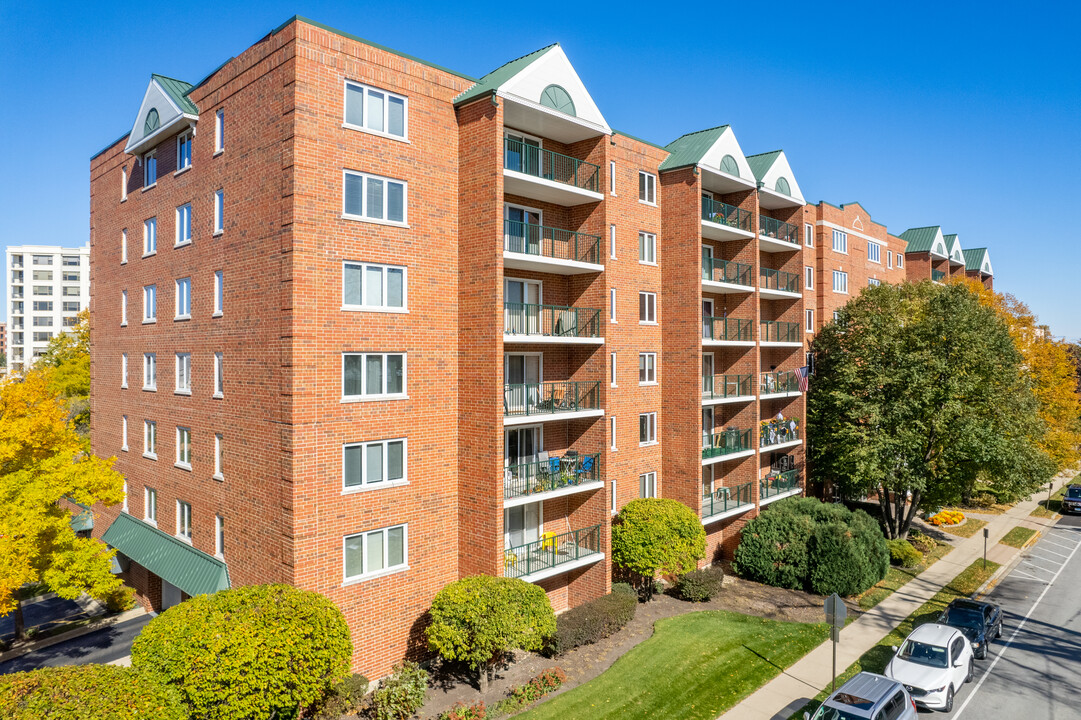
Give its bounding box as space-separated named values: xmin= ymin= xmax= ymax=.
xmin=541 ymin=531 xmax=557 ymax=552
xmin=577 ymin=455 xmax=594 ymax=479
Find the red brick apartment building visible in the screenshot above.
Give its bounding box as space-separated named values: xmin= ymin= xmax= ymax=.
xmin=87 ymin=16 xmax=991 ymax=676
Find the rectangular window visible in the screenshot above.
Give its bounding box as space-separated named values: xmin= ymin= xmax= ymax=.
xmin=610 ymin=416 xmax=617 ymax=451
xmin=121 ymin=167 xmax=128 ymax=201
xmin=177 ymin=131 xmax=192 ymax=171
xmin=342 ymin=262 xmax=407 ymax=311
xmin=176 ymin=427 xmax=192 ymax=469
xmin=214 ymin=434 xmax=223 ymax=480
xmin=62 ymin=271 xmax=79 ymax=282
xmin=144 ymin=150 xmax=157 ymax=186
xmin=610 ymin=352 xmax=617 ymax=387
xmin=175 ymin=204 xmax=192 ymax=246
xmin=215 ymin=516 xmax=225 ymax=558
xmin=897 ymin=254 xmax=904 ymax=269
xmin=609 ymin=161 xmax=616 ymax=195
xmin=610 ymin=224 xmax=616 ymax=259
xmin=62 ymin=255 xmax=80 ymax=267
xmin=868 ymin=241 xmax=881 ymax=263
xmin=833 ymin=310 xmax=841 ymax=322
xmin=175 ymin=353 xmax=191 ymax=394
xmin=805 ymin=266 xmax=813 ymax=290
xmin=213 ymin=190 xmax=224 ymax=234
xmin=120 ymin=291 xmax=127 ymax=325
xmin=638 ymin=171 xmax=656 ymax=205
xmin=62 ymin=316 xmax=78 ymax=328
xmin=638 ymin=292 xmax=656 ymax=323
xmin=343 ymin=524 xmax=408 ymax=581
xmin=175 ymin=278 xmax=191 ymax=319
xmin=610 ymin=479 xmax=618 ymax=512
xmin=639 ymin=472 xmax=657 ymax=499
xmin=144 ymin=421 xmax=157 ymax=459
xmin=32 ymin=286 xmax=52 ymax=296
xmin=176 ymin=500 xmax=192 ymax=541
xmin=343 ymin=438 xmax=407 ymax=490
xmin=638 ymin=232 xmax=657 ymax=264
xmin=121 ymin=229 xmax=128 ymax=264
xmin=343 ymin=170 xmax=407 ymax=225
xmin=33 ymin=269 xmax=53 ymax=282
xmin=342 ymin=353 xmax=406 ymax=400
xmin=32 ymin=255 xmax=52 ymax=266
xmin=143 ymin=285 xmax=157 ymax=322
xmin=122 ymin=415 xmax=129 ymax=451
xmin=868 ymin=278 xmax=882 ymax=287
xmin=144 ymin=487 xmax=157 ymax=523
xmin=33 ymin=300 xmax=53 ymax=312
xmin=63 ymin=301 xmax=80 ymax=312
xmin=213 ymin=271 xmax=223 ymax=316
xmin=121 ymin=353 xmax=128 ymax=388
xmin=887 ymin=251 xmax=893 ymax=268
xmin=639 ymin=412 xmax=657 ymax=446
xmin=806 ymin=308 xmax=814 ymax=333
xmin=832 ymin=229 xmax=848 ymax=254
xmin=61 ymin=287 xmax=80 ymax=297
xmin=32 ymin=332 xmax=53 ymax=342
xmin=609 ymin=289 xmax=617 ymax=322
xmin=833 ymin=270 xmax=849 ymax=294
xmin=344 ymin=81 xmax=408 ymax=139
xmin=639 ymin=352 xmax=656 ymax=384
xmin=214 ymin=352 xmax=224 ymax=398
xmin=144 ymin=218 xmax=157 ymax=255
xmin=215 ymin=109 xmax=224 ymax=153
xmin=143 ymin=353 xmax=156 ymax=390
xmin=805 ymin=223 xmax=814 ymax=247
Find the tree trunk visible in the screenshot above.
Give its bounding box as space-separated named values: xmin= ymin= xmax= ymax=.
xmin=900 ymin=490 xmax=922 ymax=538
xmin=479 ymin=664 xmax=489 ymax=693
xmin=13 ymin=599 xmax=25 ymax=641
xmin=877 ymin=486 xmax=895 ymax=538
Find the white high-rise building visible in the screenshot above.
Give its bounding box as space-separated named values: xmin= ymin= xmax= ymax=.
xmin=5 ymin=244 xmax=90 ymax=373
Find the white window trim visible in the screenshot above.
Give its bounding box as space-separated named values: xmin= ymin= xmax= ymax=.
xmin=639 ymin=352 xmax=657 ymax=385
xmin=805 ymin=266 xmax=814 ymax=290
xmin=639 ymin=471 xmax=658 ymax=498
xmin=176 ymin=130 xmax=193 ymax=173
xmin=897 ymin=254 xmax=904 ymax=268
xmin=342 ymin=524 xmax=410 ymax=584
xmin=214 ymin=433 xmax=224 ymax=481
xmin=143 ymin=353 xmax=157 ymax=391
xmin=175 ymin=353 xmax=192 ymax=395
xmin=342 ymin=80 xmax=410 ymax=142
xmin=341 ymin=352 xmax=408 ymax=402
xmin=638 ymin=170 xmax=657 ymax=206
xmin=175 ymin=427 xmax=192 ymax=471
xmin=887 ymin=251 xmax=893 ymax=269
xmin=342 ymin=438 xmax=408 ymax=493
xmin=610 ymin=352 xmax=617 ymax=387
xmin=609 ymin=224 xmax=616 ymax=260
xmin=609 ymin=161 xmax=617 ymax=196
xmin=121 ymin=229 xmax=128 ymax=264
xmin=121 ymin=353 xmax=128 ymax=389
xmin=213 ymin=190 xmax=224 ymax=235
xmin=610 ymin=416 xmax=617 ymax=452
xmin=638 ymin=231 xmax=657 ymax=266
xmin=176 ymin=500 xmax=192 ymax=543
xmin=341 ymin=261 xmax=409 ymax=313
xmin=213 ymin=352 xmax=224 ymax=398
xmin=868 ymin=241 xmax=882 ymax=264
xmin=341 ymin=169 xmax=409 ymax=227
xmin=610 ymin=479 xmax=618 ymax=513
xmin=213 ymin=271 xmax=223 ymax=317
xmin=215 ymin=515 xmax=225 ymax=558
xmin=831 ymin=229 xmax=848 ymax=255
xmin=806 ymin=309 xmax=815 ymax=333
xmin=214 ymin=109 xmax=224 ymax=154
xmin=121 ymin=416 xmax=129 ymax=452
xmin=610 ymin=289 xmax=617 ymax=323
xmin=144 ymin=487 xmax=157 ymax=524
xmin=143 ymin=218 xmax=157 ymax=257
xmin=143 ymin=285 xmax=156 ymax=324
xmin=143 ymin=150 xmax=157 ymax=189
xmin=805 ymin=223 xmax=814 ymax=247
xmin=121 ymin=167 xmax=128 ymax=202
xmin=121 ymin=290 xmax=128 ymax=326
xmin=639 ymin=412 xmax=658 ymax=447
xmin=143 ymin=421 xmax=157 ymax=460
xmin=832 ymin=270 xmax=849 ymax=295
xmin=175 ymin=278 xmax=192 ymax=320
xmin=175 ymin=204 xmax=193 ymax=248
xmin=638 ymin=291 xmax=657 ymax=325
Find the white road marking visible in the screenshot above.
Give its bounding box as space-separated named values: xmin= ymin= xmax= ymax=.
xmin=1006 ymin=569 xmax=1048 ymax=583
xmin=1029 ymin=549 xmax=1069 ymax=564
xmin=1031 ymin=546 xmax=1070 ymax=559
xmin=1040 ymin=537 xmax=1078 ymax=551
xmin=1019 ymin=560 xmax=1057 ymax=575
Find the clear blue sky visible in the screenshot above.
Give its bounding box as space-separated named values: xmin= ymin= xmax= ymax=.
xmin=2 ymin=1 xmax=1078 ymax=337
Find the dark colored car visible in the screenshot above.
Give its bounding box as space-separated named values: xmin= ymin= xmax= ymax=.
xmin=1062 ymin=485 xmax=1081 ymax=514
xmin=938 ymin=598 xmax=1002 ymax=659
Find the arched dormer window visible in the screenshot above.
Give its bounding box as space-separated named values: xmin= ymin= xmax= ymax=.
xmin=144 ymin=108 xmax=160 ymax=135
xmin=539 ymin=84 xmax=576 ymax=117
xmin=720 ymin=154 xmax=740 ymax=177
xmin=775 ymin=177 xmax=791 ymax=196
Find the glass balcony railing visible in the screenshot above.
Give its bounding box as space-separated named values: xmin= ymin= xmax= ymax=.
xmin=932 ymin=269 xmax=947 ymax=282
xmin=703 ymin=373 xmax=753 ymax=400
xmin=760 ymin=418 xmax=800 ymax=448
xmin=503 ymin=381 xmax=600 ymax=417
xmin=504 ymin=524 xmax=602 ymax=579
xmin=702 ymin=427 xmax=753 ymax=459
xmin=504 ymin=137 xmax=600 ymax=193
xmin=760 ymin=267 xmax=799 ymax=293
xmin=761 ymin=470 xmax=801 ymax=500
xmin=503 ymin=452 xmax=601 ymax=501
xmin=701 ymin=480 xmax=754 ymax=518
xmin=702 ymin=258 xmax=753 ymax=286
xmin=703 ymin=316 xmax=752 ymax=342
xmin=504 ymin=220 xmax=602 ymax=265
xmin=760 ymin=369 xmax=800 ymax=395
xmin=504 ymin=303 xmax=601 ymax=338
xmin=758 ymin=216 xmax=799 ymax=244
xmin=701 ymin=197 xmax=753 ymax=232
xmin=761 ymin=320 xmax=800 ymax=343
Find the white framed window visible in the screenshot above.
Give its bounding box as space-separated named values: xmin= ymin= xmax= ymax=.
xmin=610 ymin=479 xmax=618 ymax=513
xmin=215 ymin=515 xmax=225 ymax=558
xmin=143 ymin=420 xmax=157 ymax=459
xmin=121 ymin=229 xmax=128 ymax=264
xmin=868 ymin=241 xmax=881 ymax=263
xmin=176 ymin=427 xmax=192 ymax=470
xmin=214 ymin=434 xmax=223 ymax=480
xmin=343 ymin=262 xmax=407 ymax=311
xmin=805 ymin=223 xmax=814 ymax=247
xmin=342 ymin=352 xmax=406 ymax=401
xmin=175 ymin=204 xmax=192 ymax=246
xmin=897 ymin=254 xmax=904 ymax=269
xmin=610 ymin=352 xmax=617 ymax=387
xmin=343 ymin=170 xmax=407 ymax=225
xmin=144 ymin=486 xmax=157 ymax=523
xmin=805 ymin=266 xmax=813 ymax=290
xmin=609 ymin=161 xmax=617 ymax=195
xmin=609 ymin=289 xmax=617 ymax=323
xmin=806 ymin=308 xmax=814 ymax=333
xmin=143 ymin=218 xmax=157 ymax=256
xmin=832 ymin=270 xmax=849 ymax=294
xmin=609 ymin=224 xmax=616 ymax=259
xmin=121 ymin=353 xmax=128 ymax=388
xmin=343 ymin=524 xmax=408 ymax=582
xmin=833 ymin=310 xmax=841 ymax=322
xmin=639 ymin=471 xmax=657 ymax=498
xmin=887 ymin=251 xmax=893 ymax=269
xmin=343 ymin=438 xmax=407 ymax=490
xmin=213 ymin=352 xmax=224 ymax=398
xmin=122 ymin=482 xmax=128 ymax=512
xmin=214 ymin=109 xmax=224 ymax=153
xmin=175 ymin=353 xmax=192 ymax=394
xmin=639 ymin=412 xmax=657 ymax=446
xmin=638 ymin=291 xmax=656 ymax=324
xmin=610 ymin=416 xmax=617 ymax=451
xmin=639 ymin=232 xmax=657 ymax=265
xmin=143 ymin=353 xmax=156 ymax=391
xmin=638 ymin=171 xmax=656 ymax=205
xmin=175 ymin=278 xmax=191 ymax=319
xmin=176 ymin=500 xmax=192 ymax=541
xmin=143 ymin=150 xmax=157 ymax=187
xmin=121 ymin=167 xmax=128 ymax=201
xmin=213 ymin=271 xmax=223 ymax=316
xmin=832 ymin=230 xmax=848 ymax=254
xmin=121 ymin=290 xmax=128 ymax=326
xmin=213 ymin=190 xmax=224 ymax=234
xmin=639 ymin=352 xmax=657 ymax=384
xmin=176 ymin=131 xmax=192 ymax=171
xmin=868 ymin=277 xmax=882 ymax=287
xmin=121 ymin=415 xmax=128 ymax=452
xmin=343 ymin=81 xmax=408 ymax=139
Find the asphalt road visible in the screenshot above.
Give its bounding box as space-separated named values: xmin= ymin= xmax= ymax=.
xmin=0 ymin=613 xmax=152 ymax=674
xmin=934 ymin=512 xmax=1081 ymax=718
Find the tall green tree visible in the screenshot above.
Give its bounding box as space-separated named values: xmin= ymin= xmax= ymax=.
xmin=808 ymin=281 xmax=1054 ymax=538
xmin=36 ymin=309 xmax=90 ymax=435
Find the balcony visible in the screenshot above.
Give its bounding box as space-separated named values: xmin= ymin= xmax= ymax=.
xmin=761 ymin=320 xmax=802 ymax=347
xmin=932 ymin=269 xmax=947 ymax=283
xmin=504 ymin=303 xmax=603 ymax=345
xmin=701 ymin=198 xmax=754 ymax=242
xmin=760 ymin=469 xmax=802 ymax=505
xmin=760 ymin=369 xmax=801 ymax=398
xmin=504 ymin=452 xmax=603 ymax=506
xmin=758 ymin=216 xmax=800 ymax=252
xmin=759 ymin=268 xmax=800 ymax=299
xmin=504 ymin=525 xmax=604 ymax=583
xmin=503 ymin=138 xmax=603 ymax=206
xmin=760 ymin=417 xmax=801 ymax=451
xmin=702 ymin=258 xmax=753 ymax=294
xmin=503 ymin=380 xmax=603 ymax=426
xmin=701 ymin=480 xmax=754 ymax=523
xmin=503 ymin=220 xmax=603 ymax=274
xmin=702 ymin=427 xmax=754 ymax=465
xmin=703 ymin=317 xmax=754 ymax=347
xmin=703 ymin=373 xmax=754 ymax=404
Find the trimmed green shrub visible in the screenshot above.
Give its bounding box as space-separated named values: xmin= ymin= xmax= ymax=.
xmin=0 ymin=665 xmax=187 ymax=720
xmin=313 ymin=673 xmax=369 ymax=720
xmin=130 ymin=584 xmax=351 ymax=720
xmin=808 ymin=521 xmax=865 ymax=596
xmin=907 ymin=529 xmax=937 ymax=554
xmin=732 ymin=506 xmax=814 ymax=589
xmin=426 ymin=576 xmax=555 ymax=691
xmin=887 ymin=539 xmax=923 ymax=568
xmin=675 ymin=565 xmax=725 ymax=602
xmin=371 ymin=661 xmax=427 ymax=720
xmin=547 ymin=584 xmax=638 ymax=655
xmin=611 ymin=498 xmax=706 ymax=598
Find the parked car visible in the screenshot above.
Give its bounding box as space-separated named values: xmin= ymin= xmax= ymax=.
xmin=804 ymin=671 xmax=917 ymax=720
xmin=1062 ymin=484 xmax=1081 ymax=514
xmin=938 ymin=598 xmax=1002 ymax=659
xmin=884 ymin=623 xmax=974 ymax=712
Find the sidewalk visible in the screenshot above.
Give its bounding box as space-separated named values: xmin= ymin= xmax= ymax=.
xmin=718 ymin=471 xmax=1076 ymax=720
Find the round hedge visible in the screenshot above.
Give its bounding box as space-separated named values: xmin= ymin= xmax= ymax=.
xmin=0 ymin=664 xmax=187 ymax=720
xmin=611 ymin=498 xmax=706 ymax=579
xmin=732 ymin=507 xmax=814 ymax=589
xmin=131 ymin=584 xmax=352 ymax=720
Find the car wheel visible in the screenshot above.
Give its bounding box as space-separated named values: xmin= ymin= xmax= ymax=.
xmin=966 ymin=658 xmax=974 ymax=682
xmin=944 ymin=686 xmax=954 ymax=712
xmin=995 ymin=623 xmax=1002 ymax=639
xmin=978 ymin=645 xmax=987 ymax=660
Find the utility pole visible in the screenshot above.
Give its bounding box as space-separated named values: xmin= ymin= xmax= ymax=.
xmin=983 ymin=527 xmax=989 ymax=570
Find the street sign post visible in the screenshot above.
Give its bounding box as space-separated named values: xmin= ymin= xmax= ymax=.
xmin=824 ymin=593 xmax=847 ymax=693
xmin=983 ymin=527 xmax=989 ymax=570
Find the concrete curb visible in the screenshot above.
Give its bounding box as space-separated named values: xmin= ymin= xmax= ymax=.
xmin=0 ymin=607 xmax=147 ymax=664
xmin=974 ymin=517 xmax=1058 ymax=600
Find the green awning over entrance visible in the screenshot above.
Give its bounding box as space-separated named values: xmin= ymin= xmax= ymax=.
xmin=102 ymin=513 xmax=230 ymax=598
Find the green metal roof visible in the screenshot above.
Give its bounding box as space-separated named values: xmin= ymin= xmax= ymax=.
xmin=103 ymin=513 xmax=229 ymax=598
xmin=70 ymin=508 xmax=93 ymax=533
xmin=963 ymin=247 xmax=990 ymax=273
xmin=152 ymin=74 xmax=199 ymax=115
xmin=613 ymin=129 xmax=668 ymax=151
xmin=746 ymin=150 xmax=783 ymax=181
xmin=658 ymin=125 xmax=729 ymax=171
xmin=900 ymin=226 xmax=941 ymax=253
xmin=454 ymin=44 xmax=558 ymax=106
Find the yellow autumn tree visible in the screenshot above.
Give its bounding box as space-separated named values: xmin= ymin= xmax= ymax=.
xmin=959 ymin=278 xmax=1081 ymax=470
xmin=0 ymin=370 xmax=124 ymax=640
xmin=36 ymin=309 xmax=90 ymax=435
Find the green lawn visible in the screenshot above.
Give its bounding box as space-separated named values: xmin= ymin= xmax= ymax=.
xmin=937 ymin=517 xmax=988 ymax=538
xmin=857 ymin=542 xmax=952 ymax=611
xmin=1031 ymin=484 xmax=1068 ymax=518
xmin=788 ymin=559 xmax=1000 ymax=720
xmin=516 ymin=611 xmax=828 ymax=720
xmin=999 ymin=526 xmax=1038 ymax=548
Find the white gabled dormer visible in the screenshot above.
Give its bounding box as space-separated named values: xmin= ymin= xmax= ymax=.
xmin=124 ymin=74 xmax=199 ymax=156
xmin=944 ymin=234 xmax=965 ymax=265
xmin=900 ymin=226 xmax=948 ymax=259
xmin=747 ymin=151 xmax=806 ymax=209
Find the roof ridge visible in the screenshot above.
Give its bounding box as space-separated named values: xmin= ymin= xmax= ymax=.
xmin=151 ymin=73 xmax=193 ymax=87
xmin=479 ymin=43 xmax=559 ymax=80
xmin=745 ymin=149 xmax=783 ymax=158
xmin=665 ymin=124 xmax=730 ymax=145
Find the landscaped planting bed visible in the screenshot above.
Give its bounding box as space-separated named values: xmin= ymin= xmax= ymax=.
xmin=999 ymin=526 xmax=1038 ymax=548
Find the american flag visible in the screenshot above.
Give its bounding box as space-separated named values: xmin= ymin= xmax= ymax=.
xmin=795 ymin=366 xmax=810 ymax=393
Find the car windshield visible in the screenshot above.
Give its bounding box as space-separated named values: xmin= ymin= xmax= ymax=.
xmin=942 ymin=608 xmax=983 ymax=629
xmin=898 ymin=639 xmax=949 ymax=668
xmin=1067 ymin=488 xmax=1081 ymax=499
xmin=811 ymin=706 xmax=868 ymax=720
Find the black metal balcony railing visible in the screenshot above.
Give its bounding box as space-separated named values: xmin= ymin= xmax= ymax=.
xmin=703 ymin=257 xmax=753 ymax=286
xmin=703 ymin=373 xmax=753 ymax=400
xmin=504 ymin=525 xmax=602 ymax=579
xmin=758 ymin=216 xmax=799 ymax=244
xmin=703 ymin=316 xmax=752 ymax=342
xmin=760 ymin=267 xmax=800 ymax=293
xmin=702 ymin=427 xmax=753 ymax=460
xmin=504 ymin=220 xmax=602 ymax=265
xmin=932 ymin=269 xmax=947 ymax=282
xmin=504 ymin=303 xmax=601 ymax=339
xmin=701 ymin=197 xmax=753 ymax=233
xmin=760 ymin=369 xmax=800 ymax=395
xmin=504 ymin=137 xmax=600 ymax=193
xmin=761 ymin=470 xmax=801 ymax=500
xmin=701 ymin=480 xmax=754 ymax=518
xmin=760 ymin=418 xmax=800 ymax=448
xmin=761 ymin=320 xmax=801 ymax=343
xmin=503 ymin=381 xmax=600 ymax=417
xmin=503 ymin=452 xmax=601 ymax=500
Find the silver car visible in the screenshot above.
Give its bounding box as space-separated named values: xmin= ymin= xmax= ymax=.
xmin=805 ymin=671 xmax=918 ymax=720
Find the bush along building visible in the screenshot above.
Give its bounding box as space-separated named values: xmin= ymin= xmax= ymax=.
xmin=88 ymin=15 xmax=992 ymax=677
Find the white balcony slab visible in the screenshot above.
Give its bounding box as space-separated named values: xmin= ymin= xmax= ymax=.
xmin=503 ymin=334 xmax=604 ymax=345
xmin=760 ymin=341 xmax=804 ymax=348
xmin=759 ymin=391 xmax=801 ymax=400
xmin=516 ymin=552 xmax=604 ymax=584
xmin=504 ymin=408 xmax=605 ymax=426
xmin=503 ymin=251 xmax=603 ymax=275
xmin=702 ymin=394 xmax=755 ymax=407
xmin=758 ymin=235 xmax=802 ymax=253
xmin=703 ymin=279 xmax=754 ymax=294
xmin=701 ymin=448 xmax=755 ymax=467
xmin=701 ymin=502 xmax=755 ymax=525
xmin=504 ymin=480 xmax=603 ymax=509
xmin=759 ymin=439 xmax=802 ymax=452
xmin=758 ymin=287 xmax=801 ymax=300
xmin=504 ymin=169 xmax=603 ymax=206
xmin=703 ymin=339 xmax=756 ymax=348
xmin=760 ymin=488 xmax=803 ymax=507
xmin=701 ymin=219 xmax=755 ymax=242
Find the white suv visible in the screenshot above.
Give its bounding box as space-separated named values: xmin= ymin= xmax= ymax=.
xmin=885 ymin=623 xmax=974 ymax=712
